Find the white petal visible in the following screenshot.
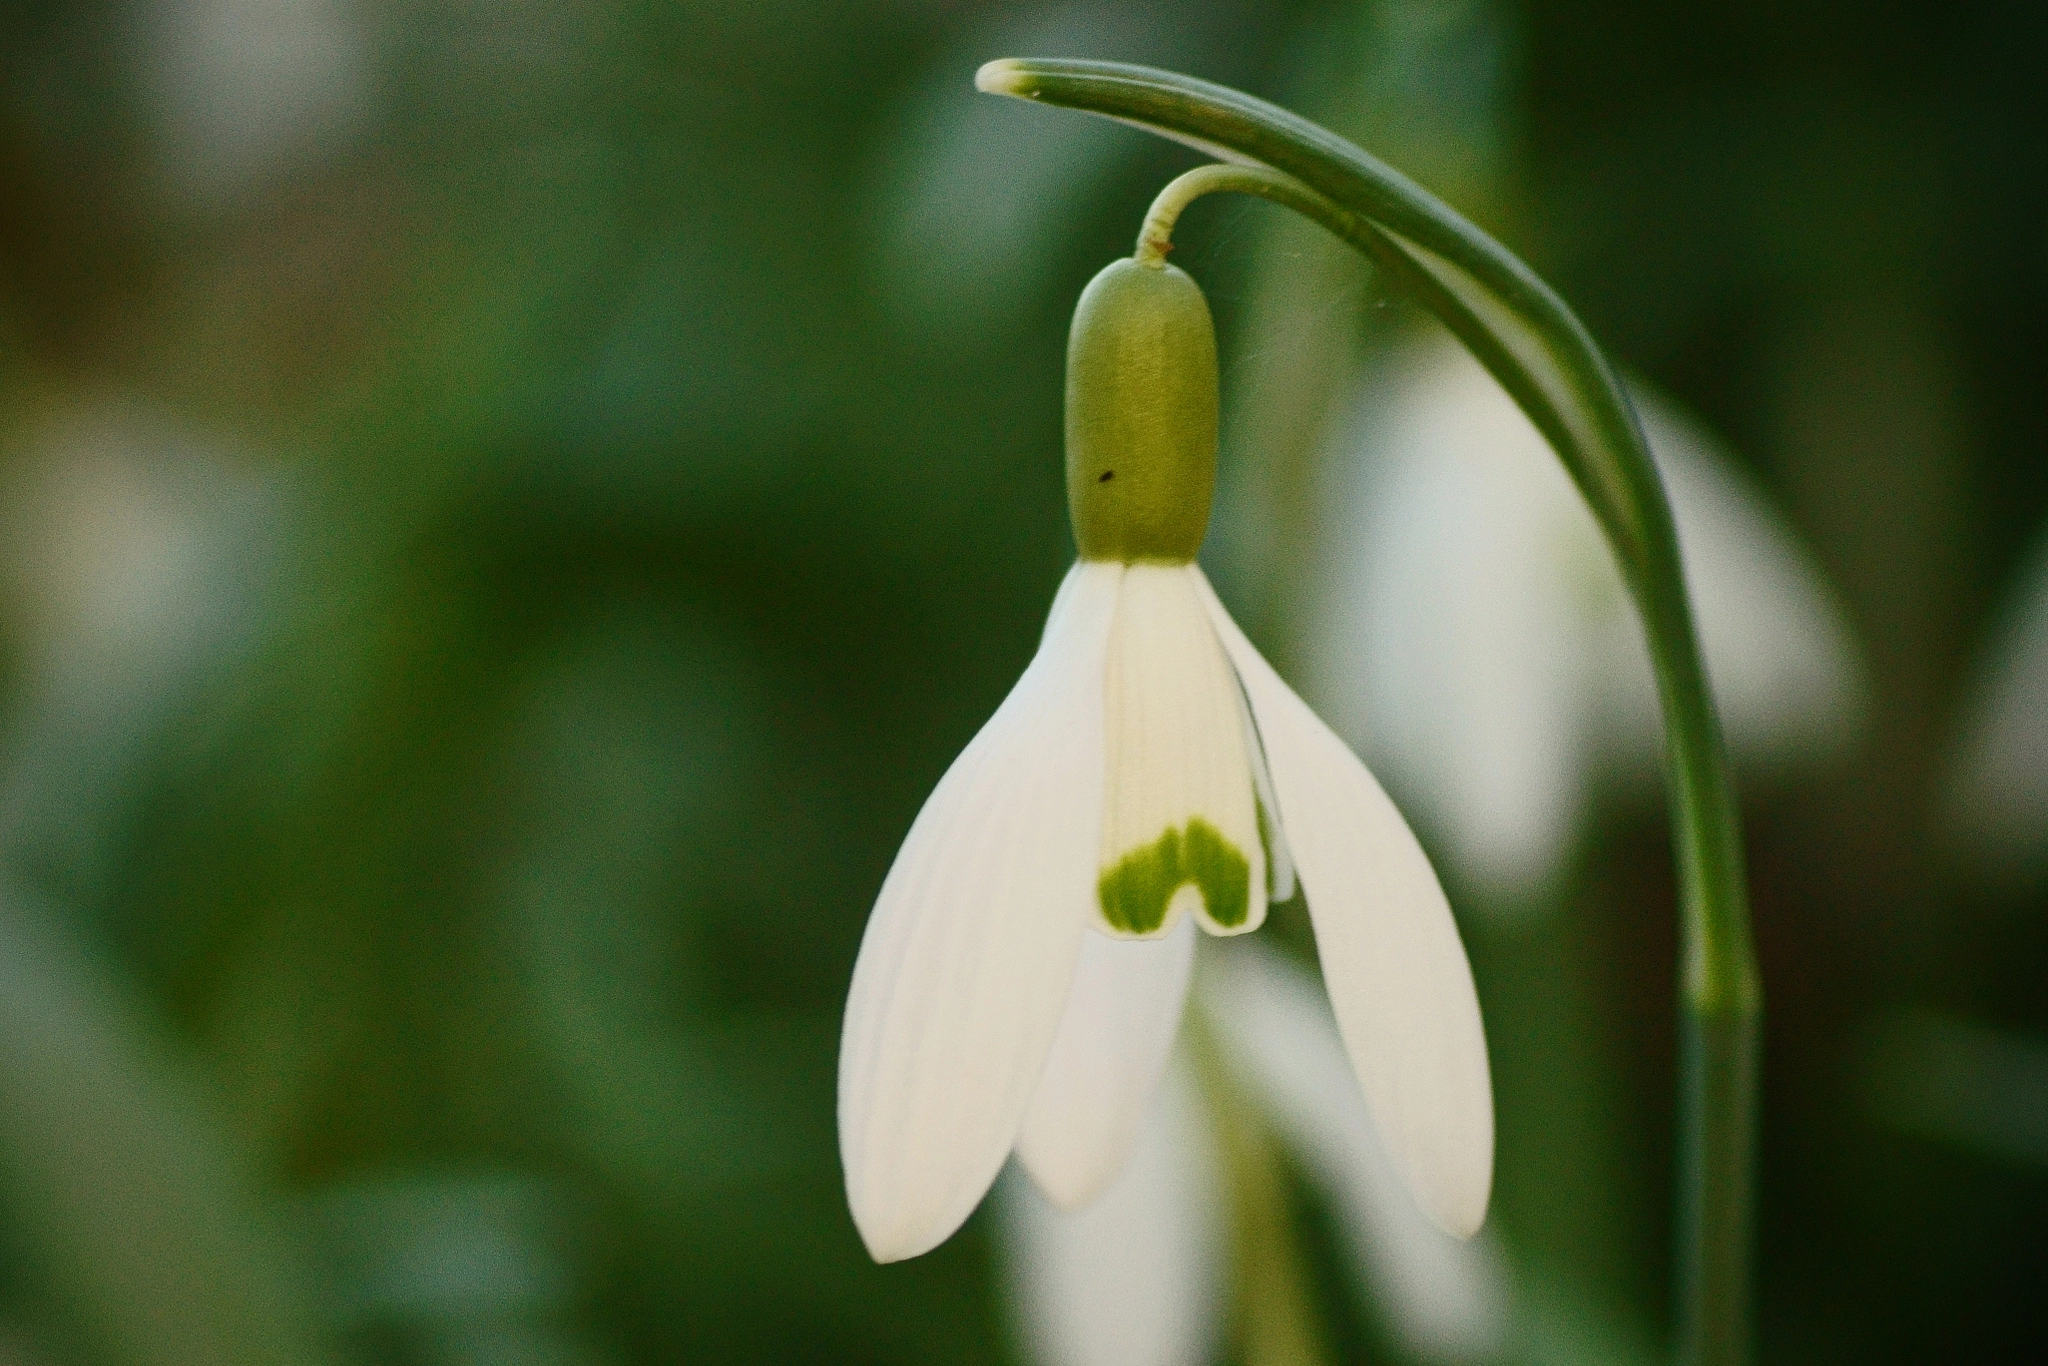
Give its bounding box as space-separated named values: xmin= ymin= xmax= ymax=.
xmin=839 ymin=562 xmax=1123 ymax=1262
xmin=1015 ymin=919 xmax=1196 ymax=1209
xmin=1195 ymin=570 xmax=1494 ymax=1239
xmin=1203 ymin=944 xmax=1510 ymax=1361
xmin=997 ymin=1057 xmax=1225 ymax=1366
xmin=1098 ymin=564 xmax=1266 ymax=938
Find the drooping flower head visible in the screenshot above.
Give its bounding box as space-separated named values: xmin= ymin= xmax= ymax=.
xmin=838 ymin=251 xmax=1493 ymax=1264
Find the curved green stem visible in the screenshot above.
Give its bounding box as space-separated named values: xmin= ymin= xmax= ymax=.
xmin=1131 ymin=168 xmax=1594 ymax=508
xmin=1133 ymin=164 xmax=1331 ymax=266
xmin=986 ymin=59 xmax=1762 ymax=1365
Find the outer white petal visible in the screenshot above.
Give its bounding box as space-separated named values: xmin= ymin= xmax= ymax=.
xmin=1195 ymin=570 xmax=1494 ymax=1239
xmin=1204 ymin=944 xmax=1510 ymax=1362
xmin=998 ymin=1057 xmax=1225 ymax=1366
xmin=1015 ymin=918 xmax=1196 ymax=1209
xmin=839 ymin=562 xmax=1122 ymax=1262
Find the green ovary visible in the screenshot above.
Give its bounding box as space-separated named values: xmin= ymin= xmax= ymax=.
xmin=1098 ymin=817 xmax=1251 ymax=935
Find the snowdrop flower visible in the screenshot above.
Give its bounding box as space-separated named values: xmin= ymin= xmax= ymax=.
xmin=1001 ymin=942 xmax=1509 ymax=1366
xmin=840 ymin=258 xmax=1492 ymax=1263
xmin=1303 ymin=339 xmax=1863 ymax=903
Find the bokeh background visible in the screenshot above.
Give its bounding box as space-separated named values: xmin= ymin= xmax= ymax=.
xmin=2 ymin=1 xmax=2045 ymax=1363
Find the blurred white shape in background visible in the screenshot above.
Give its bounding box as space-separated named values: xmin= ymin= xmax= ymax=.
xmin=1206 ymin=942 xmax=1510 ymax=1362
xmin=1941 ymin=523 xmax=2048 ymax=888
xmin=1301 ymin=338 xmax=1865 ymax=906
xmin=1000 ymin=1057 xmax=1225 ymax=1366
xmin=999 ymin=940 xmax=1508 ymax=1366
xmin=1 ymin=397 xmax=279 ymax=703
xmin=133 ymin=0 xmax=374 ymax=206
xmin=0 ymin=396 xmax=285 ymax=889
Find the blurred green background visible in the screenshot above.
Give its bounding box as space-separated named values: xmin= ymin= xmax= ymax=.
xmin=1 ymin=1 xmax=2044 ymax=1363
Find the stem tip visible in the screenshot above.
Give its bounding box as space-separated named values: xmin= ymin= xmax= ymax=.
xmin=975 ymin=59 xmax=1029 ymax=95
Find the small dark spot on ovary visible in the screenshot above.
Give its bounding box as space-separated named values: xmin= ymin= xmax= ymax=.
xmin=1098 ymin=469 xmax=1115 ymax=483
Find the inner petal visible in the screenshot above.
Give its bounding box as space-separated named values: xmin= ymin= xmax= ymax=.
xmin=1098 ymin=565 xmax=1266 ymax=938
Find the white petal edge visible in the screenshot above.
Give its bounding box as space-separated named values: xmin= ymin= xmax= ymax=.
xmin=1194 ymin=569 xmax=1494 ymax=1239
xmin=1203 ymin=943 xmax=1510 ymax=1361
xmin=840 ymin=561 xmax=1123 ymax=1262
xmin=997 ymin=1055 xmax=1225 ymax=1366
xmin=1237 ymin=673 xmax=1297 ymax=903
xmin=1015 ymin=918 xmax=1196 ymax=1209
